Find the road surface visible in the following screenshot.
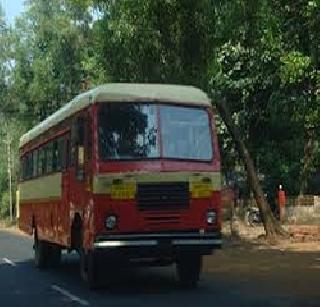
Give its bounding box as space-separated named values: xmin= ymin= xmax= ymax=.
xmin=0 ymin=228 xmax=319 ymax=307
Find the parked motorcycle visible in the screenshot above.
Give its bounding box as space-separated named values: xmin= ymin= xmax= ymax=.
xmin=246 ymin=207 xmax=262 ymax=227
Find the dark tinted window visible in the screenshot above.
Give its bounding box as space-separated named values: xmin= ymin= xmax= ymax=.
xmin=22 ymin=156 xmax=27 ymax=180
xmin=65 ymin=138 xmax=71 ymax=169
xmin=98 ymin=103 xmax=213 ymax=161
xmin=98 ymin=104 xmax=159 ymax=159
xmin=57 ymin=137 xmax=64 ymax=171
xmin=46 ymin=143 xmax=53 ymax=173
xmin=87 ymin=119 xmax=92 ymax=160
xmin=38 ymin=148 xmax=46 ymax=175
xmin=52 ymin=140 xmax=58 ymax=172
xmin=27 ymin=152 xmax=33 ymax=179
xmin=33 ymin=149 xmax=38 ymax=177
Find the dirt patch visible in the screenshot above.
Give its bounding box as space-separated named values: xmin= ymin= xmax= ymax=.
xmin=204 ymin=239 xmax=320 ymax=302
xmin=0 ymin=222 xmax=28 ymax=237
xmin=223 ymin=220 xmax=320 ymax=243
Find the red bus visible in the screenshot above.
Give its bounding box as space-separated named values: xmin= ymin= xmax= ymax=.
xmin=18 ymin=84 xmax=222 ymax=288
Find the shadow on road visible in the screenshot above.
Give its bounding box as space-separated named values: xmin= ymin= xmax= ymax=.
xmin=1 ymin=244 xmax=320 ymax=306
xmin=48 ymin=254 xmax=210 ymax=296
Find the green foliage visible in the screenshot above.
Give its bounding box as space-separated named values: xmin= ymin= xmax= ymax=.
xmin=207 ymin=0 xmax=320 ymax=195
xmin=92 ymin=0 xmax=215 ymax=86
xmin=0 ymin=191 xmax=10 ymax=218
xmin=0 ymin=0 xmax=319 ymax=205
xmin=280 ymin=52 xmax=311 ymax=85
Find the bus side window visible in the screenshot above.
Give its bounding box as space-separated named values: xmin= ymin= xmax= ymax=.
xmin=38 ymin=147 xmax=46 ymax=176
xmin=71 ymin=118 xmax=85 ymax=166
xmin=27 ymin=152 xmax=33 ymax=180
xmin=33 ymin=149 xmax=38 ymax=178
xmin=38 ymin=148 xmax=42 ymax=176
xmin=22 ymin=156 xmax=26 ymax=181
xmin=57 ymin=137 xmax=64 ymax=171
xmin=52 ymin=140 xmax=58 ymax=172
xmin=23 ymin=155 xmax=27 ymax=180
xmin=43 ymin=147 xmax=47 ymax=175
xmin=19 ymin=156 xmax=23 ymax=181
xmin=46 ymin=142 xmax=53 ymax=174
xmin=72 ymin=117 xmax=85 ymax=145
xmin=65 ymin=137 xmax=70 ymax=170
xmin=86 ymin=114 xmax=92 ymax=161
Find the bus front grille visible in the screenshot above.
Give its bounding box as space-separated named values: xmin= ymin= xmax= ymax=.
xmin=137 ymin=182 xmax=189 ymax=210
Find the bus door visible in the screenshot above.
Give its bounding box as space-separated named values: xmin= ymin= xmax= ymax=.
xmin=70 ymin=114 xmax=92 ymax=246
xmin=59 ymin=134 xmax=71 ymax=246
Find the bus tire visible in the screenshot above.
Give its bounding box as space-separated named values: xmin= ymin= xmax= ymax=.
xmin=47 ymin=244 xmax=62 ymax=267
xmin=80 ymin=249 xmax=99 ymax=289
xmin=34 ymin=232 xmax=48 ymax=269
xmin=176 ymin=254 xmax=202 ymax=289
xmin=79 ymin=247 xmax=88 ymax=282
xmin=87 ymin=250 xmax=100 ymax=289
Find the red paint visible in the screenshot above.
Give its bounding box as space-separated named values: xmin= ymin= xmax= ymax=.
xmin=278 ymin=190 xmax=286 ymax=207
xmin=278 ymin=188 xmax=286 ymax=222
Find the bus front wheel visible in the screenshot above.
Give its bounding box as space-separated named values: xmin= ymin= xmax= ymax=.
xmin=34 ymin=232 xmax=47 ymax=269
xmin=80 ymin=249 xmax=100 ymax=289
xmin=176 ymin=254 xmax=202 ymax=289
xmin=47 ymin=244 xmax=61 ymax=267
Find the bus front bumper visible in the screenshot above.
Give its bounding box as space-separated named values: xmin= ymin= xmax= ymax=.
xmin=93 ymin=231 xmax=222 ymax=256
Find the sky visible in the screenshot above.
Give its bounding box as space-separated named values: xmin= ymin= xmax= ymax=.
xmin=0 ymin=0 xmax=25 ymax=25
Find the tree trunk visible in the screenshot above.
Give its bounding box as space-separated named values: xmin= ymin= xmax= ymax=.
xmin=215 ymin=99 xmax=287 ymax=240
xmin=299 ymin=128 xmax=315 ymax=196
xmin=230 ymin=198 xmax=240 ymax=238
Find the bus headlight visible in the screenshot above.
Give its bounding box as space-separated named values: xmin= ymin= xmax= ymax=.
xmin=105 ymin=215 xmax=117 ymax=230
xmin=207 ymin=210 xmax=217 ymax=224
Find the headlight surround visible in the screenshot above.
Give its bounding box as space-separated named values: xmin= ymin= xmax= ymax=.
xmin=207 ymin=210 xmax=217 ymax=225
xmin=105 ymin=215 xmax=117 ymax=230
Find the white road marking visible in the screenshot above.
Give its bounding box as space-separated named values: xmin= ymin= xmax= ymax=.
xmin=51 ymin=285 xmax=90 ymax=306
xmin=2 ymin=257 xmax=16 ymax=267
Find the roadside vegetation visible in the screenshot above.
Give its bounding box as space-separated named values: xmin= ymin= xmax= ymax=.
xmin=0 ymin=1 xmax=319 ymax=239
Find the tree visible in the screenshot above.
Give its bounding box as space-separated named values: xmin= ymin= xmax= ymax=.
xmin=0 ymin=4 xmax=10 ymax=111
xmin=2 ymin=0 xmax=318 ymax=237
xmin=90 ymin=0 xmax=285 ymax=238
xmin=214 ymin=98 xmax=287 ymax=238
xmin=11 ymin=0 xmax=91 ymax=122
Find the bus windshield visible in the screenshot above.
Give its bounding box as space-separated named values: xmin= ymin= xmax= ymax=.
xmin=98 ymin=103 xmax=213 ymax=161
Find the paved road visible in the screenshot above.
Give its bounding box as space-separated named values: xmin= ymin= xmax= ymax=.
xmin=0 ymin=229 xmax=319 ymax=307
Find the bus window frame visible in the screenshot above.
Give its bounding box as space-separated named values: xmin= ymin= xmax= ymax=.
xmin=20 ymin=130 xmax=69 ymax=182
xmin=97 ymin=102 xmax=214 ymax=162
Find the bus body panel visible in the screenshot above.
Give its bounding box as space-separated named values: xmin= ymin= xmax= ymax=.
xmin=18 ymin=85 xmax=222 ymax=260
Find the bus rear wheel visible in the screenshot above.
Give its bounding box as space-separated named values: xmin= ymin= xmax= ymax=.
xmin=47 ymin=244 xmax=61 ymax=267
xmin=176 ymin=254 xmax=202 ymax=289
xmin=34 ymin=232 xmax=48 ymax=269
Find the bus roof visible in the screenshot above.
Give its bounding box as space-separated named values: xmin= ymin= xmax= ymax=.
xmin=19 ymin=83 xmax=211 ymax=148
